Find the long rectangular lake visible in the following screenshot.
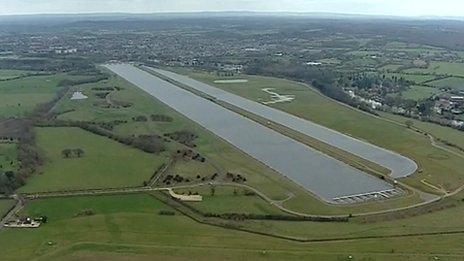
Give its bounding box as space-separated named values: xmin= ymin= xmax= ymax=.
xmin=105 ymin=63 xmax=394 ymax=203
xmin=149 ymin=67 xmax=417 ymax=179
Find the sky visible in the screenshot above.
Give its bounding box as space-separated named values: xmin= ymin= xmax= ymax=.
xmin=0 ymin=0 xmax=463 ymax=17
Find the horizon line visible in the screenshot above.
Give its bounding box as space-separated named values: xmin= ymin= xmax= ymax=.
xmin=0 ymin=11 xmax=463 ymax=20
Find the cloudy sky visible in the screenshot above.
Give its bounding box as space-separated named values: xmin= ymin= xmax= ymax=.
xmin=0 ymin=0 xmax=462 ymax=17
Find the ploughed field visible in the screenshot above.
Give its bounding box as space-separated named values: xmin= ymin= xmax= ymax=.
xmin=105 ymin=63 xmax=396 ymax=203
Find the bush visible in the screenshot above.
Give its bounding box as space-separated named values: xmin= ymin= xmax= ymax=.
xmin=74 ymin=209 xmax=94 ymax=217
xmin=158 ymin=210 xmax=175 ymax=216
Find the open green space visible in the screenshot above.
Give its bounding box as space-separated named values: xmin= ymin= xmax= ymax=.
xmin=379 ymin=64 xmax=403 ymax=72
xmin=404 ymin=62 xmax=464 ymax=77
xmin=401 ymin=85 xmax=442 ymax=101
xmin=19 ymin=127 xmax=167 ymax=193
xmin=385 ymin=73 xmax=437 ymax=84
xmin=428 ymin=77 xmax=464 ymax=91
xmin=0 ymin=73 xmax=93 ymax=118
xmin=174 ymin=185 xmax=287 ymax=215
xmin=379 ymin=112 xmax=464 ymax=150
xmin=0 ymin=69 xmax=36 ymax=80
xmin=166 ymin=159 xmax=218 ymax=182
xmin=180 ymin=69 xmax=464 ymax=194
xmin=244 ymin=193 xmax=464 ymax=240
xmin=0 ymin=142 xmax=18 ymax=172
xmin=1 ymin=194 xmax=463 ymax=260
xmin=0 ymin=199 xmax=14 ymax=217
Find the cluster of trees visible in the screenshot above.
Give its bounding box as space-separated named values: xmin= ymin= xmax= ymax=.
xmin=150 ymin=114 xmax=173 ymax=122
xmin=0 ymin=170 xmax=21 ymax=194
xmin=194 ymin=172 xmax=218 ymax=182
xmin=346 ymin=73 xmax=410 ymax=92
xmin=61 ymin=148 xmax=85 ymax=158
xmin=74 ymin=209 xmax=94 ymax=217
xmin=158 ymin=210 xmax=175 ymax=216
xmin=175 ymin=149 xmax=205 ymax=162
xmin=162 ymin=174 xmax=190 ymax=185
xmin=95 ymin=120 xmax=128 ymax=131
xmin=202 ymin=212 xmax=349 ymax=222
xmin=133 ymin=114 xmax=173 ymax=123
xmin=164 ymin=130 xmax=198 ymax=148
xmin=91 ymin=86 xmax=119 ymax=91
xmin=57 ymin=74 xmax=109 ymax=87
xmin=225 ymin=172 xmax=247 ymax=183
xmin=0 ymin=57 xmax=96 ymax=73
xmin=0 ymin=121 xmax=42 ymax=194
xmin=132 ymin=115 xmax=148 ymax=122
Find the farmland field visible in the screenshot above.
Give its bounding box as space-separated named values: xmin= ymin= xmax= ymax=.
xmin=401 ymin=85 xmax=442 ymax=100
xmin=0 ymin=200 xmax=13 ymax=217
xmin=428 ymin=77 xmax=464 ymax=91
xmin=379 ymin=112 xmax=464 ymax=150
xmin=0 ymin=73 xmax=94 ymax=118
xmin=19 ymin=127 xmax=167 ymax=193
xmin=1 ymin=194 xmax=464 ymax=260
xmin=385 ymin=73 xmax=437 ymax=84
xmin=0 ymin=143 xmax=18 ymax=172
xmin=174 ymin=185 xmax=288 ymax=215
xmin=404 ymin=62 xmax=464 ymax=77
xmin=0 ymin=69 xmax=35 ymax=80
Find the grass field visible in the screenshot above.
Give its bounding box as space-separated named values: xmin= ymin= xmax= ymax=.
xmin=180 ymin=69 xmax=464 ymax=194
xmin=0 ymin=69 xmax=35 ymax=80
xmin=0 ymin=142 xmax=18 ymax=172
xmin=245 ymin=193 xmax=464 ymax=240
xmin=404 ymin=62 xmax=464 ymax=77
xmin=174 ymin=185 xmax=288 ymax=215
xmin=379 ymin=64 xmax=403 ymax=72
xmin=19 ymin=127 xmax=168 ymax=193
xmin=401 ymin=85 xmax=442 ymax=100
xmin=0 ymin=73 xmax=93 ymax=118
xmin=0 ymin=199 xmax=14 ymax=217
xmin=428 ymin=77 xmax=464 ymax=91
xmin=379 ymin=112 xmax=464 ymax=149
xmin=0 ymin=194 xmax=463 ymax=260
xmin=386 ymin=73 xmax=437 ymax=84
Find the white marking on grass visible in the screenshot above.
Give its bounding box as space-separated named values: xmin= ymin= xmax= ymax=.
xmin=70 ymin=91 xmax=88 ymax=100
xmin=213 ymin=79 xmax=248 ymax=84
xmin=261 ymin=88 xmax=295 ymax=104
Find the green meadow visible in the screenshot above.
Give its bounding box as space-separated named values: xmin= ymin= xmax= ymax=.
xmin=19 ymin=127 xmax=167 ymax=193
